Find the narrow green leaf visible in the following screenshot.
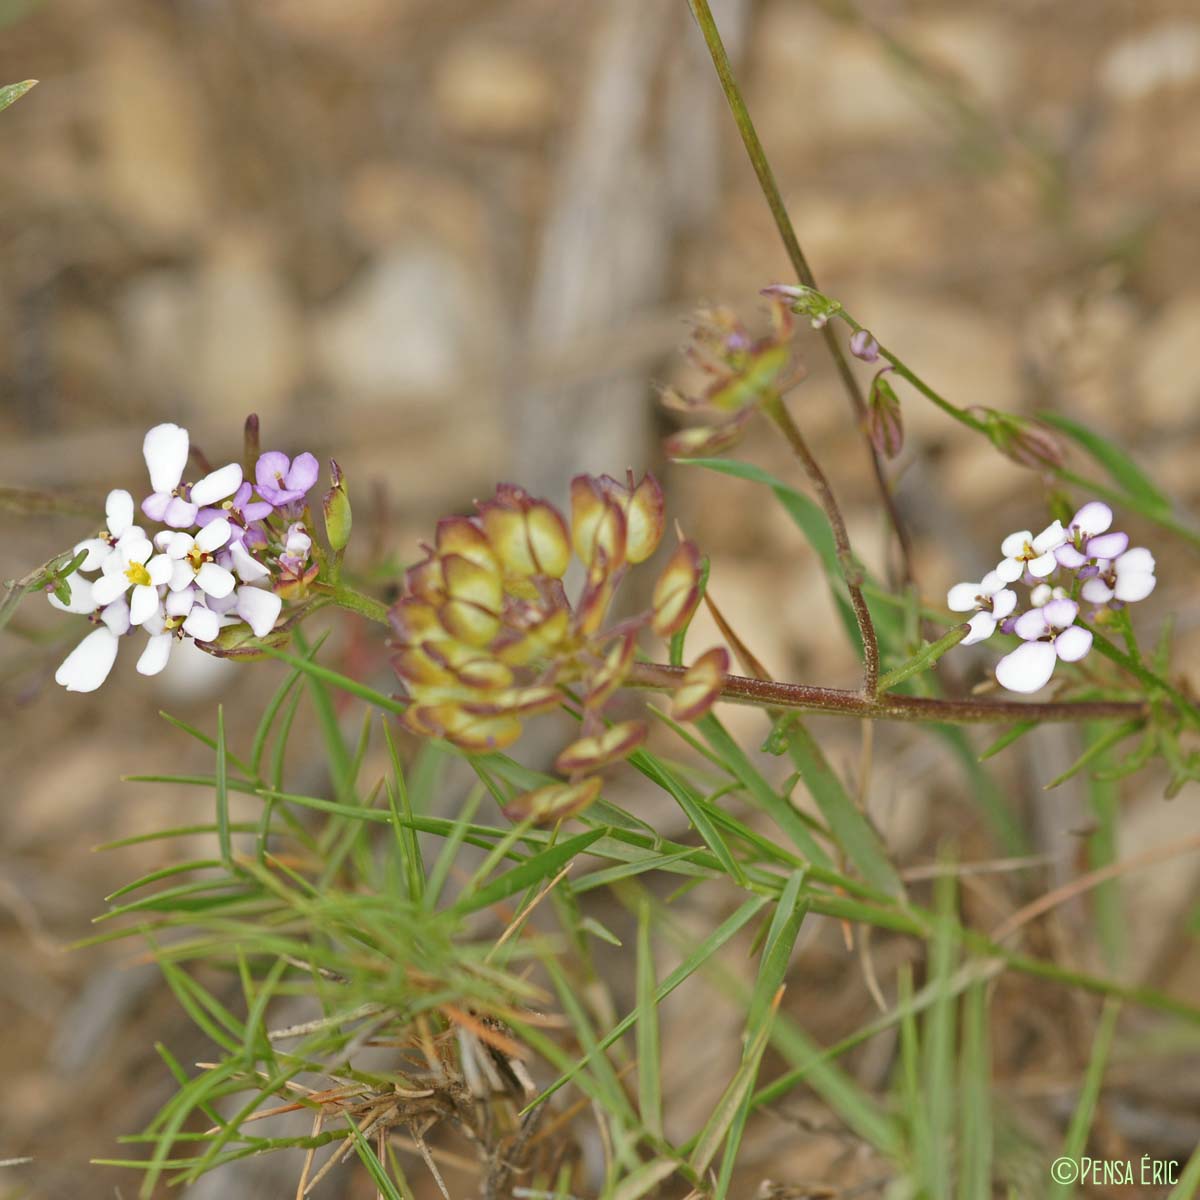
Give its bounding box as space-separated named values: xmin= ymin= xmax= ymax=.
xmin=1049 ymin=999 xmax=1121 ymax=1199
xmin=747 ymin=871 xmax=809 ymax=1035
xmin=635 ymin=901 xmax=663 ymax=1139
xmin=1169 ymin=1142 xmax=1200 ymax=1200
xmin=1040 ymin=411 xmax=1172 ymax=516
xmin=958 ymin=982 xmax=993 ymax=1198
xmin=979 ymin=721 xmax=1038 ymax=761
xmin=921 ymin=870 xmax=959 ymax=1200
xmin=346 ymin=1114 xmax=405 ymax=1200
xmin=1043 ymin=720 xmax=1141 ymax=790
xmin=611 ymin=1158 xmax=679 ymax=1200
xmin=783 ymin=719 xmax=904 ymax=897
xmin=215 ymin=706 xmax=232 ymax=870
xmin=877 ymin=623 xmax=969 ymax=692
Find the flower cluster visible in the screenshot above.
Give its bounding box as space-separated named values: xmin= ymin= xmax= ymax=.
xmin=49 ymin=424 xmax=320 ymax=692
xmin=948 ymin=500 xmax=1156 ymax=694
xmin=390 ymin=473 xmax=726 ymax=820
xmin=661 ymin=297 xmax=802 ymax=458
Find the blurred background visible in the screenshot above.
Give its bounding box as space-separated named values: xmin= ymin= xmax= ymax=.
xmin=2 ymin=0 xmax=1200 ymax=1195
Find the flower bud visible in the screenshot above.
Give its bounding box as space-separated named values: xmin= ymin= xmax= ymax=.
xmin=322 ymin=459 xmax=353 ymax=553
xmin=849 ymin=328 xmax=880 ymax=362
xmin=978 ymin=409 xmax=1066 ymax=470
xmin=242 ymin=413 xmax=260 ymax=477
xmin=670 ymin=646 xmax=729 ymax=722
xmin=866 ymin=371 xmax=903 ymax=459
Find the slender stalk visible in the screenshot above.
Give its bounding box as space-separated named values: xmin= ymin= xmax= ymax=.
xmin=762 ymin=393 xmax=880 ymax=696
xmin=629 ymin=662 xmax=1148 ymax=725
xmin=314 ymin=584 xmax=391 ymax=627
xmin=687 ymin=0 xmax=916 ymax=585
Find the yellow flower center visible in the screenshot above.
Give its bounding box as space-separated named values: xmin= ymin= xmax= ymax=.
xmin=125 ymin=562 xmax=151 ymax=587
xmin=187 ymin=547 xmax=207 ymax=571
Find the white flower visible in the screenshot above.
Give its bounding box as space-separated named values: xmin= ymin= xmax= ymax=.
xmin=227 ymin=540 xmax=271 ymax=583
xmin=1080 ymin=547 xmax=1157 ymax=605
xmin=141 ymin=423 xmax=243 ymax=528
xmin=158 ymin=518 xmax=237 ymax=598
xmin=995 ymin=520 xmax=1066 ymax=582
xmin=995 ymin=598 xmax=1093 ymax=693
xmin=946 ymin=569 xmax=1017 ymax=645
xmin=89 ymin=530 xmax=174 ymax=625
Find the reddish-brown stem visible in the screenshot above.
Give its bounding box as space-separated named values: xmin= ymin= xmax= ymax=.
xmin=629 ymin=662 xmax=1149 ymax=725
xmin=762 ymin=394 xmax=880 ymax=697
xmin=686 ymin=0 xmax=916 ymax=587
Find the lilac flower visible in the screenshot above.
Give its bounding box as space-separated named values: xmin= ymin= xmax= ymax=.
xmin=946 ymin=569 xmax=1017 ymax=644
xmin=197 ymin=481 xmax=274 ymax=542
xmin=255 ymin=451 xmax=319 ymax=506
xmin=995 ymin=598 xmax=1093 ymax=693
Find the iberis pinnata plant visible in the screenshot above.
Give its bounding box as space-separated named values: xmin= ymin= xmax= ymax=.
xmin=48 ymin=422 xmax=325 ymax=692
xmin=948 ymin=500 xmax=1156 ymax=694
xmin=388 ymin=473 xmax=727 ymax=822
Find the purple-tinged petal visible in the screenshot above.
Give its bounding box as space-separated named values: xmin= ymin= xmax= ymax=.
xmin=1013 ymin=608 xmax=1049 ymax=640
xmin=1042 ymin=598 xmax=1078 ymax=629
xmin=1077 ymin=563 xmax=1100 ymax=580
xmin=243 ymin=499 xmax=274 ymax=522
xmin=1080 ymin=577 xmax=1114 ymax=604
xmin=256 ymin=451 xmax=291 ymax=490
xmin=284 ymin=451 xmax=319 ymax=493
xmin=1055 ymin=544 xmax=1087 ymax=569
xmin=995 ymin=640 xmax=1057 ymax=694
xmin=141 ymin=491 xmax=173 ymax=522
xmin=164 ymin=496 xmax=199 ymax=528
xmin=1054 ymin=626 xmax=1093 ymax=663
xmin=1085 ymin=531 xmax=1129 ymax=559
xmin=1071 ymin=501 xmax=1112 ymax=536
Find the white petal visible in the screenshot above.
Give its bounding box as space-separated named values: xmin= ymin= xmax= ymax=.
xmin=995 ymin=557 xmax=1023 ymax=583
xmin=169 ymin=560 xmax=195 ymax=591
xmin=141 ymin=609 xmax=166 ymax=635
xmin=235 ymin=586 xmax=282 ymax=638
xmin=48 ymin=573 xmax=95 ymax=614
xmin=129 ymin=583 xmax=161 ymax=626
xmin=229 ymin=540 xmax=271 ymax=582
xmin=73 ymin=537 xmax=111 ymax=571
xmin=1027 ymin=551 xmax=1058 ymax=578
xmin=1000 ymin=531 xmax=1031 ymax=559
xmin=1114 ymin=571 xmax=1156 ymax=603
xmin=165 ymin=586 xmax=196 ymax=617
xmin=124 ymin=536 xmax=154 ymax=566
xmin=1013 ymin=609 xmax=1048 ymax=640
xmin=195 ymin=517 xmax=232 ymax=554
xmin=1032 ymin=520 xmax=1066 ymax=554
xmin=137 ymin=633 xmax=173 ymax=676
xmin=947 ymin=582 xmax=980 ymax=612
xmin=55 ymin=627 xmax=119 ymax=692
xmin=995 ymin=641 xmax=1057 ymax=694
xmin=105 ymin=489 xmax=135 ymax=538
xmin=1029 ymin=583 xmax=1052 ymax=607
xmin=979 ymin=569 xmax=1006 ymax=595
xmin=1055 ymin=626 xmax=1093 ymax=663
xmin=1081 ymin=577 xmax=1114 ymax=604
xmin=115 ymin=524 xmax=147 ymax=550
xmin=143 ymin=423 xmax=189 ymax=494
xmin=91 ymin=572 xmax=131 ymax=607
xmin=1042 ymin=598 xmax=1078 ymax=629
xmin=146 ymin=554 xmax=174 ymax=586
xmin=1072 ymin=501 xmax=1112 ymax=536
xmin=1115 ymin=547 xmax=1155 ymax=575
xmin=195 ymin=561 xmax=236 ymax=598
xmin=183 ymin=605 xmax=220 ymax=642
xmin=991 ymin=588 xmax=1017 ymax=620
xmin=1086 ymin=531 xmax=1129 ymax=559
xmin=100 ymin=598 xmax=131 ymax=636
xmin=164 ymin=531 xmax=194 ymax=559
xmin=190 ymin=463 xmax=243 ymax=507
xmin=961 ymin=611 xmax=996 ymax=646
xmin=205 ymin=591 xmax=239 ymax=615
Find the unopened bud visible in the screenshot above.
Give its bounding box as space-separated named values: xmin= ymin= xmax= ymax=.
xmin=866 ymin=371 xmax=904 ymax=459
xmin=849 ymin=328 xmax=880 ymax=362
xmin=978 ymin=409 xmax=1066 ymax=471
xmin=323 ymin=459 xmax=352 ymax=552
xmin=243 ymin=413 xmax=260 ymax=477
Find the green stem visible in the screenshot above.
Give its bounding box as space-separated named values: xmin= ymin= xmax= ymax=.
xmin=877 ymin=623 xmax=970 ymax=693
xmin=313 ymin=584 xmax=391 ymax=626
xmin=1080 ymin=621 xmax=1200 ymax=728
xmin=687 ymin=0 xmax=917 ymax=586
